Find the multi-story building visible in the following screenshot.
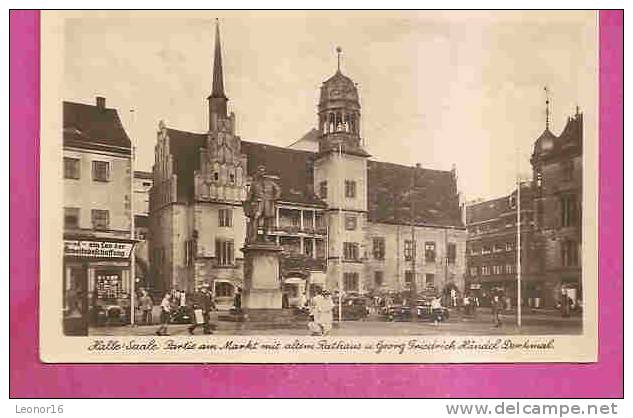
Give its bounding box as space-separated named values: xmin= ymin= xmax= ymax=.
xmin=530 ymin=109 xmax=583 ymax=307
xmin=133 ymin=170 xmax=153 ymax=288
xmin=149 ymin=23 xmax=466 ymax=308
xmin=464 ymin=184 xmax=541 ymax=307
xmin=464 ymin=107 xmax=583 ymax=308
xmin=62 ymin=97 xmax=135 ymax=333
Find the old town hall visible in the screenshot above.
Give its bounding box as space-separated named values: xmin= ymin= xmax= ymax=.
xmin=149 ymin=23 xmax=466 ymax=309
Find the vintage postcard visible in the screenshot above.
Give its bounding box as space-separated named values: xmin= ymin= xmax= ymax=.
xmin=39 ymin=10 xmax=598 ymax=363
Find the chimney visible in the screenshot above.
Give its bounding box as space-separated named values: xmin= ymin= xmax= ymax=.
xmin=415 ymin=163 xmax=421 ymax=169
xmin=96 ymin=96 xmax=106 ymax=111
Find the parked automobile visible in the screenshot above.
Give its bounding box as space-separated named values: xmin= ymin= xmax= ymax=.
xmin=333 ymin=296 xmax=370 ymax=321
xmin=383 ymin=298 xmax=450 ymax=322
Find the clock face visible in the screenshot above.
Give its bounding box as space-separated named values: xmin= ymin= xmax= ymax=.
xmin=330 ymin=89 xmax=341 ymax=98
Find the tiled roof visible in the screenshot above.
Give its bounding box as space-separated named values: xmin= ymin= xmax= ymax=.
xmin=465 ymin=196 xmax=509 ymax=224
xmin=63 ymin=101 xmax=131 ymax=153
xmin=367 ymin=161 xmax=463 ymax=228
xmin=240 ymin=141 xmax=326 ymax=206
xmin=162 ymin=127 xmax=464 ymax=226
xmin=164 ymin=128 xmax=325 ymax=206
xmin=465 ymin=184 xmax=535 ymax=224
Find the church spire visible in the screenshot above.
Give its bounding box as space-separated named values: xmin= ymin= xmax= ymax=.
xmin=208 ymin=19 xmax=228 ymax=129
xmin=211 ymin=19 xmax=226 ymax=99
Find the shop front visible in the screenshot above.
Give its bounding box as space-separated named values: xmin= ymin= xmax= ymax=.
xmin=63 ymin=237 xmax=135 ymax=335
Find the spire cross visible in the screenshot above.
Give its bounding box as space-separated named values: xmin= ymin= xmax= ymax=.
xmin=544 ymin=86 xmax=551 ymax=129
xmin=336 ymin=46 xmax=342 ymax=72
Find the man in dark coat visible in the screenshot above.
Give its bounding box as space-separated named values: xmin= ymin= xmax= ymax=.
xmin=188 ymin=286 xmax=215 ymax=335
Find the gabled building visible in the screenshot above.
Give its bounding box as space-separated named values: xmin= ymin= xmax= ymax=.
xmin=148 ymin=23 xmax=466 ymax=308
xmin=62 ymin=97 xmax=135 ymax=333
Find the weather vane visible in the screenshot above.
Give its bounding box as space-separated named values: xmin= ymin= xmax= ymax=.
xmin=544 ymin=86 xmax=551 ymax=129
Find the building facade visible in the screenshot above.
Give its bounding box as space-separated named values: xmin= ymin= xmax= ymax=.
xmin=62 ymin=97 xmax=135 ymax=334
xmin=464 ymin=108 xmax=583 ymax=308
xmin=133 ymin=170 xmax=153 ymax=289
xmin=530 ymin=109 xmax=583 ymax=307
xmin=149 ymin=24 xmax=466 ymax=308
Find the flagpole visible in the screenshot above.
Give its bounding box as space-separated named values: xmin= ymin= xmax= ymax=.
xmin=516 ymin=155 xmax=522 ymax=328
xmin=129 ymin=108 xmax=136 ymax=326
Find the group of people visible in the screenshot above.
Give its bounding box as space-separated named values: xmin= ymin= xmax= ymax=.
xmin=155 ymin=286 xmax=217 ymax=336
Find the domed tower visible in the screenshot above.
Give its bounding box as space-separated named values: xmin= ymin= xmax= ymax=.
xmin=317 ymin=47 xmax=368 ymax=156
xmin=313 ymin=47 xmax=369 ymax=294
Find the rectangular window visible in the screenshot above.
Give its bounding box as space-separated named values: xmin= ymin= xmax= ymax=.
xmin=343 ymin=242 xmax=359 ymax=261
xmin=425 ymin=273 xmax=435 ymax=288
xmin=374 ymin=271 xmax=384 ymax=287
xmin=561 ymin=194 xmax=578 ymax=227
xmin=469 ymin=267 xmax=478 ymax=276
xmin=319 ymin=181 xmax=328 ymax=199
xmin=344 ymin=215 xmax=357 ymax=231
xmin=215 ymin=239 xmax=234 ymax=266
xmin=92 ymin=160 xmax=110 ymax=182
xmin=91 ymin=209 xmax=109 ymax=231
xmin=344 ymin=180 xmax=356 ymax=198
xmin=64 ymin=157 xmax=80 ymax=179
xmin=482 ymin=246 xmax=492 ymax=255
xmin=218 ymin=208 xmax=233 ymax=227
xmin=184 ymin=240 xmax=197 ymax=266
xmin=561 ymin=239 xmax=579 ymax=267
xmin=64 ymin=207 xmax=80 ymax=229
xmin=493 ymin=244 xmax=504 ymax=253
xmin=372 ymin=237 xmax=385 ymax=260
xmin=469 ymin=247 xmax=479 ymax=256
xmin=404 ymin=240 xmax=415 ymax=261
xmin=404 ymin=270 xmax=414 ymax=286
xmin=506 ymin=242 xmax=514 ymax=252
xmin=492 ymin=265 xmax=502 ymax=275
xmin=424 ymin=241 xmax=436 ymax=263
xmin=505 ymin=264 xmax=515 ymax=274
xmin=343 ymin=272 xmax=359 ymax=292
xmin=447 ymin=243 xmax=456 ymax=264
xmin=481 ymin=265 xmax=490 ymax=276
xmin=95 ymin=270 xmax=122 ymax=302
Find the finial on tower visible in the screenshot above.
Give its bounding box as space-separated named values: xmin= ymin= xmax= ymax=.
xmin=336 ymin=46 xmax=342 ymax=72
xmin=544 ymin=86 xmax=551 ymax=130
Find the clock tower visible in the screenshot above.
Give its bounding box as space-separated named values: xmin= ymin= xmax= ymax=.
xmin=313 ymin=48 xmax=370 ymax=294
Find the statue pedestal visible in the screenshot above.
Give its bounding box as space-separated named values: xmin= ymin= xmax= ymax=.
xmin=241 ymin=242 xmax=283 ymax=310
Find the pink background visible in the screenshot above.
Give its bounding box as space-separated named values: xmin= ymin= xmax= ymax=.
xmin=9 ymin=10 xmax=622 ymax=398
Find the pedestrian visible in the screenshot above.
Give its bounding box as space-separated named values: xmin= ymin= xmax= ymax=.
xmin=234 ymin=286 xmax=242 ymax=312
xmin=308 ymin=291 xmax=324 ymax=335
xmin=318 ymin=290 xmax=335 ymax=335
xmin=140 ymin=289 xmax=154 ymax=325
xmin=188 ymin=285 xmax=215 ymax=335
xmin=463 ymin=294 xmax=471 ymax=316
xmin=156 ymin=292 xmax=172 ymax=336
xmin=431 ymin=296 xmax=443 ymax=326
xmin=491 ymin=294 xmax=503 ymax=328
xmin=560 ymin=289 xmax=571 ymax=317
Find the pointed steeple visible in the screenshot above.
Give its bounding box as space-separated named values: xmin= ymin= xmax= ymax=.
xmin=544 ymin=86 xmax=551 ymax=130
xmin=211 ymin=19 xmax=226 ymax=99
xmin=208 ymin=19 xmax=228 ymax=130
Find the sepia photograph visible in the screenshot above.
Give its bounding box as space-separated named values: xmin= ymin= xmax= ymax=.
xmin=38 ymin=10 xmax=598 ymax=363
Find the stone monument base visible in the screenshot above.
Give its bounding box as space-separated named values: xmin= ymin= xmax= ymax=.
xmin=241 ymin=241 xmax=283 ymax=310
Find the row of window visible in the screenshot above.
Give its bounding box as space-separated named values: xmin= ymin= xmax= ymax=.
xmin=64 ymin=158 xmax=111 ymax=182
xmin=342 ymin=271 xmax=438 ymax=292
xmin=64 ymin=207 xmax=109 ymax=231
xmin=318 ymin=180 xmax=357 ymax=200
xmin=469 ymin=264 xmax=516 ymax=277
xmin=469 ymin=242 xmax=515 ymax=255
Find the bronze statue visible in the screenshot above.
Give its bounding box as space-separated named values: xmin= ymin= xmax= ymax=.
xmin=243 ymin=165 xmax=281 ymax=244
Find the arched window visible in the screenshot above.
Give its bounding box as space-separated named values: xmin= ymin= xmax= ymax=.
xmin=236 ymin=166 xmax=243 ymax=186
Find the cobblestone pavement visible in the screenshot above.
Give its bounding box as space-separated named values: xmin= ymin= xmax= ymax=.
xmin=90 ymin=308 xmax=582 ymax=336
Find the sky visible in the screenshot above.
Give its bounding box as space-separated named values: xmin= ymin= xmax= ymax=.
xmin=62 ymin=11 xmax=597 ymax=201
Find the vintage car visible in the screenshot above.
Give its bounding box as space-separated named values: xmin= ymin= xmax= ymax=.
xmin=383 ymin=298 xmax=450 ymax=322
xmin=333 ymin=296 xmax=370 ymax=321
